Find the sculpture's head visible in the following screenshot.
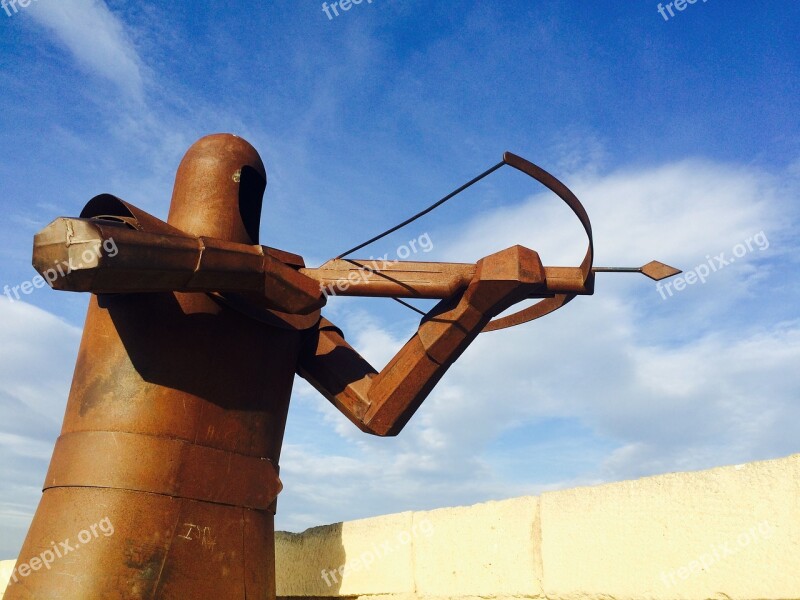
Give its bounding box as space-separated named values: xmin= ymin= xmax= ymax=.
xmin=167 ymin=133 xmax=266 ymax=245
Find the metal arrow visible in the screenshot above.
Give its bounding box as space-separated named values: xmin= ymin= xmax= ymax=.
xmin=593 ymin=261 xmax=682 ymax=281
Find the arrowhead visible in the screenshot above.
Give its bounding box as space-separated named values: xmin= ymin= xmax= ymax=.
xmin=641 ymin=261 xmax=682 ymax=281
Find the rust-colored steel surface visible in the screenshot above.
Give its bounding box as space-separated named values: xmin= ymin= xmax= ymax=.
xmin=8 ymin=135 xmax=300 ymax=599
xmin=8 ymin=134 xmax=679 ymax=599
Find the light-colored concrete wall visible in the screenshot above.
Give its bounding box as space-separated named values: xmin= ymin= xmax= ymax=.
xmin=0 ymin=564 xmax=12 ymax=599
xmin=3 ymin=453 xmax=799 ymax=599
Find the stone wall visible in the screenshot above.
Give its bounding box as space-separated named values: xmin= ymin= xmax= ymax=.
xmin=3 ymin=453 xmax=798 ymax=599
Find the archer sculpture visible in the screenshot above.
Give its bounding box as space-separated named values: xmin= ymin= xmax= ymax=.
xmin=6 ymin=134 xmax=679 ymax=599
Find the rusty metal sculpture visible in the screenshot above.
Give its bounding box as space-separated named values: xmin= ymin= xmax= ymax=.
xmin=6 ymin=134 xmax=679 ymax=599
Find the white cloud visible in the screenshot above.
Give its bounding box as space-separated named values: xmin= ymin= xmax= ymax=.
xmin=276 ymin=158 xmax=800 ymax=531
xmin=0 ymin=299 xmax=80 ymax=558
xmin=440 ymin=159 xmax=781 ymax=267
xmin=27 ymin=0 xmax=145 ymax=100
xmin=0 ymin=299 xmax=81 ymax=422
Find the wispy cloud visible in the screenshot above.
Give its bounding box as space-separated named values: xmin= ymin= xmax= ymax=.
xmin=0 ymin=300 xmax=79 ymax=558
xmin=27 ymin=0 xmax=145 ymax=100
xmin=277 ymin=157 xmax=800 ymax=531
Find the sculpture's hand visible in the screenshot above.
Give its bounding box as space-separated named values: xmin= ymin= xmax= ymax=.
xmin=259 ymin=251 xmax=326 ymax=314
xmin=462 ymin=245 xmax=547 ymax=318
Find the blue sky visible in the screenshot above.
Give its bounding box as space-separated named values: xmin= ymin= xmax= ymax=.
xmin=0 ymin=0 xmax=798 ymax=559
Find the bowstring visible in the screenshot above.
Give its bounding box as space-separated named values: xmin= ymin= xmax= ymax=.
xmin=334 ymin=159 xmax=506 ymax=315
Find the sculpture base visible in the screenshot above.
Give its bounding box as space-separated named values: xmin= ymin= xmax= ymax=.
xmin=4 ymin=487 xmax=275 ymax=599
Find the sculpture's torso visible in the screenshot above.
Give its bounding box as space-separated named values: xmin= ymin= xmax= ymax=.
xmin=8 ymin=291 xmax=303 ymax=599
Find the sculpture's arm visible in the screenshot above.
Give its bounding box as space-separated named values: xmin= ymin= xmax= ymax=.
xmin=297 ymin=246 xmax=546 ymax=436
xmin=32 ymin=196 xmax=323 ymax=315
